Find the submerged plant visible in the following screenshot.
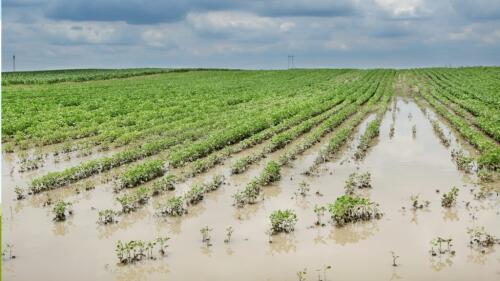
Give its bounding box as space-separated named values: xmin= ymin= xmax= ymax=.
xmin=441 ymin=186 xmax=459 ymax=208
xmin=98 ymin=209 xmax=119 ymax=224
xmin=200 ymin=226 xmax=213 ymax=247
xmin=157 ymin=196 xmax=186 ymax=216
xmin=259 ymin=161 xmax=281 ymax=186
xmin=270 ymin=209 xmax=298 ymax=233
xmin=152 ymin=175 xmax=176 ymax=195
xmin=328 ymin=195 xmax=382 ymax=226
xmin=115 ymin=237 xmax=169 ymax=264
xmin=296 ymin=181 xmax=310 ymax=197
xmin=430 ymin=237 xmax=455 ymax=256
xmin=467 ymin=227 xmax=499 ymax=249
xmin=224 ymin=226 xmax=234 ymax=243
xmin=390 ymin=251 xmax=399 ymax=267
xmin=344 ymin=172 xmax=372 ymax=195
xmin=409 ymin=194 xmax=430 ymax=209
xmin=14 ymin=186 xmax=25 ymax=200
xmin=297 ymin=268 xmax=307 ymax=281
xmin=185 ymin=184 xmax=205 ymax=205
xmin=52 ymin=200 xmax=72 ymax=221
xmin=451 ymin=149 xmax=474 ymax=172
xmin=313 ymin=205 xmax=327 ymax=226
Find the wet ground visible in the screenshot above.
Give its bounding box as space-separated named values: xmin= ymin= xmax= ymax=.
xmin=2 ymin=96 xmax=499 ymax=281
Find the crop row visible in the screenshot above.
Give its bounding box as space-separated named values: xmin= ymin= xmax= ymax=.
xmin=414 ymin=74 xmax=499 ymax=171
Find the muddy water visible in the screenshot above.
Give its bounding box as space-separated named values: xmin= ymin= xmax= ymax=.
xmin=2 ymin=97 xmax=499 ymax=281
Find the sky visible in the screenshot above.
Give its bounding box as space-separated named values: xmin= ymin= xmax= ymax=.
xmin=2 ymin=0 xmax=500 ymax=70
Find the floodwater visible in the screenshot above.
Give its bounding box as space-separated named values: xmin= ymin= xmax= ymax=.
xmin=2 ymin=96 xmax=499 ymax=281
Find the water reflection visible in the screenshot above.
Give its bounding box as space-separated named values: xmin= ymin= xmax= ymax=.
xmin=328 ymin=221 xmax=379 ymax=245
xmin=267 ymin=233 xmax=297 ymax=255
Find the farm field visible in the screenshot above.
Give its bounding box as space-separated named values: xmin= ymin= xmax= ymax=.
xmin=1 ymin=68 xmax=499 ymax=281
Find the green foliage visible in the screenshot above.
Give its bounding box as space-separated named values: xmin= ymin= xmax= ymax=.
xmin=270 ymin=209 xmax=298 ymax=233
xmin=157 ymin=196 xmax=186 ymax=216
xmin=52 ymin=200 xmax=72 ymax=221
xmin=441 ymin=186 xmax=459 ymax=207
xmin=120 ymin=160 xmax=165 ymax=189
xmin=259 ymin=161 xmax=281 ymax=186
xmin=328 ymin=195 xmax=382 ymax=226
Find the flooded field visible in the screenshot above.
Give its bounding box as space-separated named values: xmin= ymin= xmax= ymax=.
xmin=3 ymin=95 xmax=499 ymax=281
xmin=2 ymin=69 xmax=499 ymax=281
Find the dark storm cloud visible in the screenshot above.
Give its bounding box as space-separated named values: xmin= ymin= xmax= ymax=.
xmin=43 ymin=0 xmax=357 ymax=24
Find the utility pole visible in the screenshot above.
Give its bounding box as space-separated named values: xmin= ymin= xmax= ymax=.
xmin=287 ymin=54 xmax=295 ymax=69
xmin=13 ymin=54 xmax=16 ymax=72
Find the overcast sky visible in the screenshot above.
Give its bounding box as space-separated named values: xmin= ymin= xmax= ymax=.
xmin=2 ymin=0 xmax=500 ymax=70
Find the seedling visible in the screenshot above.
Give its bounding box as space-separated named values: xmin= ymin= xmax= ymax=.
xmin=3 ymin=244 xmax=15 ymax=259
xmin=390 ymin=251 xmax=399 ymax=267
xmin=14 ymin=186 xmax=25 ymax=200
xmin=441 ymin=186 xmax=459 ymax=208
xmin=409 ymin=194 xmax=430 ymax=209
xmin=157 ymin=196 xmax=186 ymax=216
xmin=270 ymin=209 xmax=298 ymax=233
xmin=52 ymin=200 xmax=72 ymax=221
xmin=328 ymin=195 xmax=382 ymax=226
xmin=200 ymin=226 xmax=213 ymax=247
xmin=98 ymin=209 xmax=119 ymax=224
xmin=224 ymin=226 xmax=234 ymax=243
xmin=297 ymin=268 xmax=307 ymax=281
xmin=185 ymin=184 xmax=205 ymax=205
xmin=259 ymin=161 xmax=281 ymax=186
xmin=156 ymin=237 xmax=170 ymax=256
xmin=344 ymin=172 xmax=372 ymax=195
xmin=313 ymin=205 xmax=327 ymax=226
xmin=115 ymin=237 xmax=169 ymax=264
xmin=412 ymin=125 xmax=417 ymax=137
xmin=296 ymin=181 xmax=310 ymax=197
xmin=467 ymin=227 xmax=499 ymax=249
xmin=430 ymin=237 xmax=455 ymax=256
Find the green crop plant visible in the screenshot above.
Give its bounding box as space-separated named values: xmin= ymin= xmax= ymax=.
xmin=328 ymin=195 xmax=382 ymax=226
xmin=441 ymin=186 xmax=459 ymax=207
xmin=119 ymin=159 xmax=165 ymax=189
xmin=157 ymin=196 xmax=186 ymax=216
xmin=52 ymin=200 xmax=73 ymax=221
xmin=270 ymin=209 xmax=298 ymax=233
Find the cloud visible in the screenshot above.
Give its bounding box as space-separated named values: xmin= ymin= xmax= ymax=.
xmin=42 ymin=0 xmax=358 ymax=24
xmin=451 ymin=0 xmax=500 ymax=21
xmin=2 ymin=0 xmax=500 ymax=70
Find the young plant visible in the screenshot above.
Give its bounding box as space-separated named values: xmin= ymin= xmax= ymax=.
xmin=259 ymin=161 xmax=281 ymax=186
xmin=152 ymin=175 xmax=176 ymax=196
xmin=313 ymin=205 xmax=327 ymax=226
xmin=430 ymin=237 xmax=455 ymax=256
xmin=296 ymin=181 xmax=310 ymax=197
xmin=224 ymin=226 xmax=234 ymax=243
xmin=14 ymin=186 xmax=25 ymax=200
xmin=52 ymin=200 xmax=72 ymax=221
xmin=97 ymin=209 xmax=119 ymax=224
xmin=2 ymin=244 xmax=16 ymax=259
xmin=297 ymin=268 xmax=307 ymax=281
xmin=390 ymin=251 xmax=399 ymax=267
xmin=467 ymin=227 xmax=499 ymax=249
xmin=157 ymin=196 xmax=186 ymax=216
xmin=270 ymin=209 xmax=298 ymax=233
xmin=185 ymin=184 xmax=205 ymax=205
xmin=441 ymin=186 xmax=459 ymax=207
xmin=156 ymin=237 xmax=170 ymax=256
xmin=119 ymin=159 xmax=165 ymax=189
xmin=412 ymin=125 xmax=417 ymax=138
xmin=409 ymin=194 xmax=430 ymax=209
xmin=328 ymin=195 xmax=382 ymax=226
xmin=200 ymin=226 xmax=213 ymax=247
